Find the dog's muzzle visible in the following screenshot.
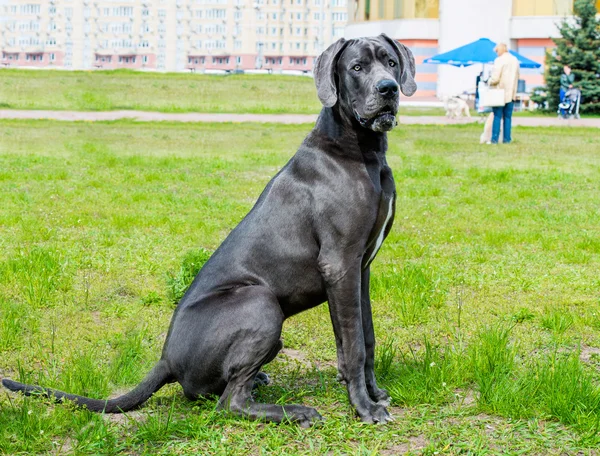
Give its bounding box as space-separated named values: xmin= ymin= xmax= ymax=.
xmin=354 ymin=109 xmax=398 ymax=132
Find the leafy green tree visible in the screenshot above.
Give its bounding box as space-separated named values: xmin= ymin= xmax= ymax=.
xmin=531 ymin=0 xmax=600 ymax=114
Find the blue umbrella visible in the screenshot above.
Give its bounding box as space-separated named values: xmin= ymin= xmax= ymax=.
xmin=423 ymin=38 xmax=541 ymax=69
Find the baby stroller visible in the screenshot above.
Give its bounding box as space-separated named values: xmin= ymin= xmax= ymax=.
xmin=558 ymin=88 xmax=581 ymax=119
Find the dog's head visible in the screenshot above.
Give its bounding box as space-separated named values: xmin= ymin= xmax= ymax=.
xmin=313 ymin=34 xmax=417 ymax=133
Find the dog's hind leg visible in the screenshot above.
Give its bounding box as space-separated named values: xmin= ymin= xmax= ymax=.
xmin=216 ymin=287 xmax=322 ymax=427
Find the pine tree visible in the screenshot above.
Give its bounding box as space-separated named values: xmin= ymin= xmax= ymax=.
xmin=531 ymin=0 xmax=600 ymax=114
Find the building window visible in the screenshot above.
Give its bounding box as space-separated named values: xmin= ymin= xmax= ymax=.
xmin=206 ymin=8 xmax=226 ymax=19
xmin=20 ymin=4 xmax=41 ymax=14
xmin=333 ymin=27 xmax=344 ymax=37
xmin=113 ymin=6 xmax=133 ymax=16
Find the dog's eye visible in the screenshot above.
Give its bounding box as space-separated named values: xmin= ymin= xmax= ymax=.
xmin=353 ymin=64 xmax=361 ymax=72
xmin=389 ymin=60 xmax=396 ymax=67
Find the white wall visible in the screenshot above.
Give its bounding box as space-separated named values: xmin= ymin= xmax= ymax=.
xmin=510 ymin=16 xmax=566 ymax=38
xmin=437 ymin=0 xmax=513 ymax=97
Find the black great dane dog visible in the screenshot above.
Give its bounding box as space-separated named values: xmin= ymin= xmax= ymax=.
xmin=2 ymin=34 xmax=416 ymax=426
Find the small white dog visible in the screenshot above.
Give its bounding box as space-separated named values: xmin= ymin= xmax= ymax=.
xmin=480 ymin=113 xmax=503 ymax=144
xmin=443 ymin=96 xmax=471 ymax=119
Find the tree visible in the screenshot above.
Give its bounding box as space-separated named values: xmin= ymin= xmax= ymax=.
xmin=531 ymin=0 xmax=600 ymax=114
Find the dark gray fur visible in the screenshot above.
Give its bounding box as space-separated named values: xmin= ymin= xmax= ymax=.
xmin=2 ymin=34 xmax=416 ymax=427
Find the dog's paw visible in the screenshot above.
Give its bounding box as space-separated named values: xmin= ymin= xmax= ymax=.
xmin=253 ymin=372 xmax=270 ymax=387
xmin=370 ymin=387 xmax=391 ymax=406
xmin=283 ymin=405 xmax=324 ymax=428
xmin=357 ymin=403 xmax=393 ymax=424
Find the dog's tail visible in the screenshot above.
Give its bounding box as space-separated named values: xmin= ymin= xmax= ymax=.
xmin=1 ymin=360 xmax=172 ymax=413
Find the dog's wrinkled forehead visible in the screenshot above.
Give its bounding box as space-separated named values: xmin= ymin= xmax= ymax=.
xmin=337 ymin=37 xmax=395 ymax=66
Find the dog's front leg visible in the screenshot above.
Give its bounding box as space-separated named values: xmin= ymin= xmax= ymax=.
xmin=323 ymin=263 xmax=392 ymax=424
xmin=361 ymin=267 xmax=391 ymax=406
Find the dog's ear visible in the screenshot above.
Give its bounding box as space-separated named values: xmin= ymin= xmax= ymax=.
xmin=313 ymin=38 xmax=350 ymax=107
xmin=379 ymin=34 xmax=417 ymax=97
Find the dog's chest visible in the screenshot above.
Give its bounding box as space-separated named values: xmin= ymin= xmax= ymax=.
xmin=362 ymin=165 xmax=395 ymax=269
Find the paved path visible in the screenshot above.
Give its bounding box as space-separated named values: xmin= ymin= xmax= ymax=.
xmin=0 ymin=109 xmax=598 ymax=127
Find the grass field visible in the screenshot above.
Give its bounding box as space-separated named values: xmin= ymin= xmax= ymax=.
xmin=0 ymin=69 xmax=324 ymax=114
xmin=4 ymin=69 xmax=597 ymax=118
xmin=0 ymin=68 xmax=445 ymax=116
xmin=1 ymin=119 xmax=600 ymax=454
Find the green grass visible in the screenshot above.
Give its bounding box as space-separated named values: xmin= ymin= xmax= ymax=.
xmin=0 ymin=68 xmax=449 ymax=116
xmin=0 ymin=69 xmax=322 ymax=114
xmin=1 ymin=120 xmax=600 ymax=454
xmin=2 ymin=69 xmax=599 ymax=118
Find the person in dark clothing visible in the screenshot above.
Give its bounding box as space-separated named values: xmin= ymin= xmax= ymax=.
xmin=559 ymin=65 xmax=575 ymax=102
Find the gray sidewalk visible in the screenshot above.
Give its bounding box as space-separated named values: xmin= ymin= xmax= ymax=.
xmin=0 ymin=109 xmax=598 ymax=127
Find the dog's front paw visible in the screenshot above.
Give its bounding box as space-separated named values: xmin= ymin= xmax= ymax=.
xmin=357 ymin=403 xmax=393 ymax=424
xmin=283 ymin=405 xmax=324 ymax=428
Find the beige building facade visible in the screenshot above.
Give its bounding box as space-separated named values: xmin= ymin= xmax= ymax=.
xmin=346 ymin=0 xmax=600 ymax=98
xmin=0 ymin=0 xmax=348 ymax=72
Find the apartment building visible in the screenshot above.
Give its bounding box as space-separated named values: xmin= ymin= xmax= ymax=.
xmin=346 ymin=0 xmax=600 ymax=98
xmin=0 ymin=0 xmax=348 ymax=73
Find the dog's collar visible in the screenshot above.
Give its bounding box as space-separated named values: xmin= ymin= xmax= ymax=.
xmin=353 ymin=109 xmax=370 ymax=127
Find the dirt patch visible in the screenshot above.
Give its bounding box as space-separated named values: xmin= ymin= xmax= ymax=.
xmin=580 ymin=345 xmax=600 ymax=365
xmin=389 ymin=406 xmax=409 ymax=419
xmin=90 ymin=311 xmax=102 ymax=325
xmin=279 ymin=348 xmax=312 ymax=368
xmin=381 ymin=435 xmax=428 ymax=455
xmin=101 ymin=410 xmax=146 ymax=426
xmin=453 ymin=388 xmax=476 ymax=406
xmin=52 ymin=437 xmax=74 ymax=455
xmin=279 ymin=348 xmax=336 ymax=370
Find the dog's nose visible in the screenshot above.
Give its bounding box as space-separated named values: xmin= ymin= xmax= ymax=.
xmin=376 ymin=79 xmax=399 ymax=98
